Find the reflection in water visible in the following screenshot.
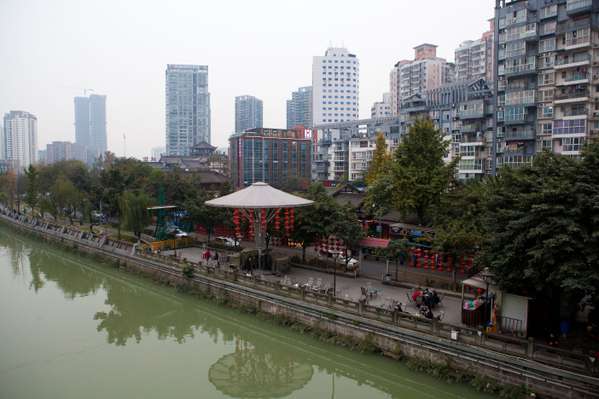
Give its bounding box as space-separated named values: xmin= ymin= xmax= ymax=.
xmin=0 ymin=227 xmax=491 ymax=399
xmin=209 ymin=340 xmax=313 ymax=398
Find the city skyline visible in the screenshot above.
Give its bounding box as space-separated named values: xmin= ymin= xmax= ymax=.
xmin=0 ymin=0 xmax=494 ymax=158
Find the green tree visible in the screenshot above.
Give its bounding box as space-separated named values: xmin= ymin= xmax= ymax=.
xmin=434 ymin=180 xmax=487 ymax=283
xmin=0 ymin=171 xmax=17 ymax=209
xmin=331 ymin=205 xmax=365 ymax=269
xmin=365 ymin=132 xmax=390 ymax=186
xmin=24 ymin=165 xmax=40 ymax=215
xmin=479 ymin=149 xmax=598 ymax=316
xmin=51 ymin=175 xmax=81 ymax=224
xmin=292 ymin=183 xmax=339 ymax=262
xmin=370 ymin=119 xmax=456 ymax=226
xmin=185 ymin=192 xmax=229 ymax=242
xmin=120 ymin=191 xmax=152 ymax=239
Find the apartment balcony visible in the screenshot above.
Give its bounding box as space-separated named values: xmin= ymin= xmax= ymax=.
xmin=460 ymin=124 xmax=479 ymax=133
xmin=556 ymin=73 xmax=589 ymax=86
xmin=564 ymin=35 xmax=591 ymax=50
xmin=501 ymin=59 xmax=536 ymax=77
xmin=554 ymin=54 xmax=590 ymax=70
xmin=504 ymin=129 xmax=535 ymax=141
xmin=499 ymin=27 xmax=537 ymax=44
xmin=566 ymin=0 xmax=593 ymax=15
xmin=554 ymin=88 xmax=589 ymax=104
xmin=458 ymin=159 xmax=484 ymax=174
xmin=557 ymin=107 xmax=588 ymax=119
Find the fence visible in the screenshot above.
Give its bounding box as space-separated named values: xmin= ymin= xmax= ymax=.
xmin=0 ymin=206 xmax=594 ymax=377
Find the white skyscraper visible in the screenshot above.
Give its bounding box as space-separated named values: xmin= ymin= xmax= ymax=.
xmin=3 ymin=111 xmax=37 ymax=169
xmin=312 ymin=47 xmax=359 ymax=126
xmin=165 ymin=64 xmax=211 ymax=156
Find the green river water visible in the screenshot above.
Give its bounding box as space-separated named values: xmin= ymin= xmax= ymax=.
xmin=0 ymin=225 xmax=494 ymax=399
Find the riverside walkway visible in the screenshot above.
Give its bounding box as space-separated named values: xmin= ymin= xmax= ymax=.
xmin=1 ymin=208 xmax=598 ymax=398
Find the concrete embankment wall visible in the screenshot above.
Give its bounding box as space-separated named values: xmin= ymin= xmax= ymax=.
xmin=1 ymin=213 xmax=598 ymax=399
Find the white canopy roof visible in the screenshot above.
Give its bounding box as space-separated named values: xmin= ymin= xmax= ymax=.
xmin=205 ymin=182 xmax=314 ymax=209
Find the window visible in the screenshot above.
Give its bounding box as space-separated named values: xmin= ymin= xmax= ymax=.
xmin=562 ymin=137 xmax=584 ymax=152
xmin=542 ymin=105 xmax=554 ymax=118
xmin=554 ymin=119 xmax=586 ymax=135
xmin=539 ymin=37 xmax=556 ymax=53
xmin=541 ymin=122 xmax=553 ymax=135
xmin=540 ymin=71 xmax=555 ymax=85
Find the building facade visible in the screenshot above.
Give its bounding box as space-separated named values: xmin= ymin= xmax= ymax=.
xmin=389 ymin=44 xmax=455 ymax=115
xmin=74 ymin=94 xmax=107 ymax=160
xmin=286 ymin=86 xmax=313 ymax=128
xmin=371 ymin=93 xmax=393 ymax=118
xmin=348 ymin=136 xmax=393 ymax=182
xmin=312 ymin=47 xmax=360 ymax=126
xmin=0 ymin=126 xmax=4 ymax=160
xmin=312 ymin=117 xmax=402 ymax=182
xmin=235 ymin=95 xmax=263 ymax=133
xmin=455 ymin=20 xmax=495 ymax=82
xmin=229 ymin=128 xmax=312 ymax=189
xmin=3 ymin=111 xmax=37 ymax=170
xmin=165 ymin=64 xmax=211 ymax=156
xmin=494 ymin=0 xmax=599 ymax=169
xmin=44 ymin=141 xmax=87 ymax=164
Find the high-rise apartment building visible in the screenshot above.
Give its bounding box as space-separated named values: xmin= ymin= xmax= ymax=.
xmin=45 ymin=141 xmax=87 ymax=164
xmin=389 ymin=44 xmax=455 ymax=115
xmin=229 ymin=128 xmax=312 ymax=189
xmin=455 ymin=20 xmax=495 ymax=82
xmin=3 ymin=111 xmax=37 ymax=170
xmin=371 ymin=93 xmax=393 ymax=118
xmin=165 ymin=64 xmax=211 ymax=156
xmin=494 ymin=0 xmax=598 ymax=170
xmin=235 ymin=95 xmax=263 ymax=133
xmin=286 ymin=86 xmax=313 ymax=128
xmin=0 ymin=126 xmax=4 ymax=160
xmin=74 ymin=94 xmax=107 ymax=160
xmin=312 ymin=47 xmax=360 ymax=126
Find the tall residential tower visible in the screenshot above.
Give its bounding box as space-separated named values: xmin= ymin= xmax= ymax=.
xmin=165 ymin=64 xmax=211 ymax=156
xmin=494 ymin=0 xmax=599 ymax=170
xmin=3 ymin=111 xmax=37 ymax=169
xmin=235 ymin=95 xmax=263 ymax=133
xmin=389 ymin=44 xmax=455 ymax=115
xmin=312 ymin=47 xmax=360 ymax=126
xmin=74 ymin=93 xmax=107 ymax=160
xmin=286 ymin=86 xmax=313 ymax=128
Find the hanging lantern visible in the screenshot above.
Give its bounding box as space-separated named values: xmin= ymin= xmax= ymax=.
xmin=284 ymin=208 xmax=290 ymax=236
xmin=248 ymin=209 xmax=255 ymax=240
xmin=260 ymin=208 xmax=267 ymax=232
xmin=233 ymin=209 xmax=241 ymax=239
xmin=289 ymin=208 xmax=295 ymax=233
xmin=459 ymin=255 xmax=465 ymax=274
xmin=438 ymin=253 xmax=444 ymax=272
xmin=423 ymin=251 xmax=429 ymax=270
xmin=274 ymin=209 xmax=280 ymax=231
xmin=446 ymin=254 xmax=453 ymax=272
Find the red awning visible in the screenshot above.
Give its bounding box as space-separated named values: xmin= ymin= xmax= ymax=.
xmin=360 ymin=237 xmax=390 ymax=249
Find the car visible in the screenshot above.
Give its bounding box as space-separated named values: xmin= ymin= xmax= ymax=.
xmin=172 ymin=228 xmax=188 ymax=238
xmin=336 ymin=255 xmax=359 ymax=270
xmin=215 ymin=236 xmax=238 ymax=247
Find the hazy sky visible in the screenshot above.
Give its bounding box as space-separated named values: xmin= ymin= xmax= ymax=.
xmin=0 ymin=0 xmax=494 ymax=159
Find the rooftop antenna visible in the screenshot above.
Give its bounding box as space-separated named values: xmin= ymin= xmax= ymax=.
xmin=123 ymin=133 xmax=127 ymax=158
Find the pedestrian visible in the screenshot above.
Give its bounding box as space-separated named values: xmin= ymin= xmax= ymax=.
xmin=214 ymin=251 xmax=220 ymax=267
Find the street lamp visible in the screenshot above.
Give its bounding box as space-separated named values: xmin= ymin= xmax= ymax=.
xmin=480 ymin=267 xmax=495 ymax=325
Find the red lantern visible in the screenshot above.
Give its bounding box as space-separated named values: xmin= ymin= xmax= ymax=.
xmin=248 ymin=210 xmax=255 ymax=239
xmin=423 ymin=251 xmax=429 ymax=270
xmin=274 ymin=208 xmax=280 ymax=230
xmin=459 ymin=255 xmax=465 ymax=274
xmin=289 ymin=208 xmax=295 ymax=233
xmin=233 ymin=209 xmax=241 ymax=239
xmin=446 ymin=255 xmax=453 ymax=272
xmin=261 ymin=209 xmax=267 ymax=232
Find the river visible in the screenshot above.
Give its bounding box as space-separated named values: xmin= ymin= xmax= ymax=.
xmin=0 ymin=225 xmax=494 ymax=399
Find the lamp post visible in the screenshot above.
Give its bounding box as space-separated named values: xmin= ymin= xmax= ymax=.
xmin=480 ymin=267 xmax=495 ymax=325
xmin=332 ymin=251 xmax=340 ymax=297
